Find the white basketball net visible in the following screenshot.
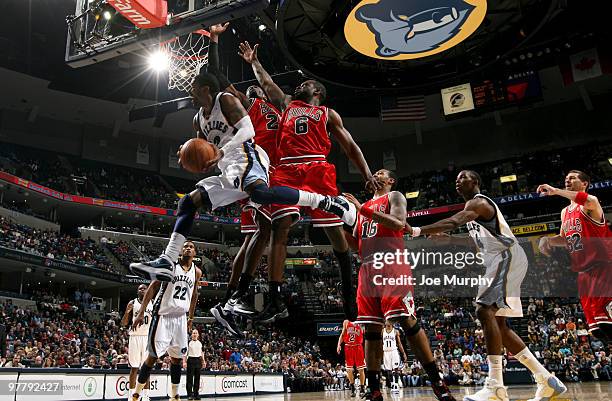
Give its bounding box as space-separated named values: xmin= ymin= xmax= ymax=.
xmin=161 ymin=30 xmax=209 ymax=93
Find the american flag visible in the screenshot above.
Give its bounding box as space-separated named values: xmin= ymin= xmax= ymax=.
xmin=380 ymin=95 xmax=426 ymax=121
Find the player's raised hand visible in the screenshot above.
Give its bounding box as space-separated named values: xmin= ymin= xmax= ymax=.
xmin=131 ymin=313 xmax=144 ymax=331
xmin=538 ymin=236 xmax=553 ymax=256
xmin=238 ymin=41 xmax=259 ymax=64
xmin=202 ymin=144 xmax=224 ymax=173
xmin=210 ymin=22 xmax=229 ymax=37
xmin=537 ymin=184 xmax=559 ymax=196
xmin=343 ymin=192 xmax=362 ymax=211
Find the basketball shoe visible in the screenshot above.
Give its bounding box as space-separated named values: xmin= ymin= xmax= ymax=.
xmin=463 ymin=378 xmax=509 ymax=401
xmin=527 ymin=373 xmax=567 ymax=401
xmin=318 ymin=195 xmax=356 ymax=226
xmin=210 ymin=303 xmax=244 ymax=338
xmin=130 ymin=255 xmax=174 ymax=282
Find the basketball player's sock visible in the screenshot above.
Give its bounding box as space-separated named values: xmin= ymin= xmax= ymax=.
xmin=164 ymin=194 xmax=197 ymax=261
xmin=367 ymin=371 xmax=381 ymax=392
xmin=236 ymin=273 xmax=254 ymax=297
xmin=137 ymin=363 xmax=153 ymax=388
xmin=134 ymin=381 xmax=146 ymax=398
xmin=224 ymin=284 xmax=237 ymax=303
xmin=170 ymin=363 xmax=181 ymax=397
xmin=423 ymin=361 xmax=442 ymax=383
xmin=334 ymin=249 xmax=355 ymax=319
xmin=515 ymin=347 xmax=549 ymax=377
xmin=487 ymin=355 xmax=504 ymax=385
xmin=269 ymin=281 xmax=282 ymax=305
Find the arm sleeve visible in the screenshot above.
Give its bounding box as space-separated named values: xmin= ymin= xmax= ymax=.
xmin=206 ymin=41 xmax=232 ymax=91
xmin=220 ymin=115 xmax=255 ymax=154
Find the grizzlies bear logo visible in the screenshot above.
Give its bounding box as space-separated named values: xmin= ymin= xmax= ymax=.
xmin=345 ymin=0 xmax=487 ymax=60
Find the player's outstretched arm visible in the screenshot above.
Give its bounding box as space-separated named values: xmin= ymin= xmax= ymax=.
xmin=344 ymin=191 xmax=406 ymax=231
xmin=410 ymin=198 xmax=489 ymax=237
xmin=121 ymin=300 xmax=134 ymax=327
xmin=208 ymin=23 xmax=251 ymax=110
xmin=132 ymin=281 xmax=160 ymax=330
xmin=337 ymin=320 xmax=348 ymax=354
xmin=537 ymin=184 xmax=604 ymax=221
xmin=238 ymin=41 xmax=291 ymax=111
xmin=328 ymin=109 xmax=379 ymax=192
xmin=188 ymin=267 xmax=203 ymax=332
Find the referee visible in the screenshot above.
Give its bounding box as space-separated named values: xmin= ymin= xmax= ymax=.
xmin=186 ymin=329 xmax=204 ymax=400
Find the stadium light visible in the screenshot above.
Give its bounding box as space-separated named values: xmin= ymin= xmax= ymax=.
xmin=500 ymin=174 xmax=517 ymax=183
xmin=103 ymin=10 xmax=112 ymax=20
xmin=258 ymin=24 xmax=266 ymax=31
xmin=608 ymin=158 xmax=612 ymax=166
xmin=148 ymin=50 xmax=170 ymax=72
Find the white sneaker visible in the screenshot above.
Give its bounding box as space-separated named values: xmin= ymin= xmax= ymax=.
xmin=527 ymin=373 xmax=567 ymax=401
xmin=463 ymin=378 xmax=509 ymax=401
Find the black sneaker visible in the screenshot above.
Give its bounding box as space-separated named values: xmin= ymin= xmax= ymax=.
xmin=360 ymin=386 xmax=366 ymax=397
xmin=318 ymin=195 xmax=356 ymax=226
xmin=257 ymin=301 xmax=289 ymax=324
xmin=361 ymin=389 xmax=383 ymax=401
xmin=129 ymin=255 xmax=174 ymax=282
xmin=431 ymin=380 xmax=456 ymax=401
xmin=210 ymin=303 xmax=244 ymax=338
xmin=350 ymin=388 xmax=356 ymax=397
xmin=226 ymin=295 xmax=258 ymax=317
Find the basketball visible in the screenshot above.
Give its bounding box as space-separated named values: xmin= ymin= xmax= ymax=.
xmin=179 ymin=138 xmax=216 ymax=173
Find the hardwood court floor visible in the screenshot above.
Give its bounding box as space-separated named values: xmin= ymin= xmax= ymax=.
xmin=211 ymin=382 xmax=611 ymax=401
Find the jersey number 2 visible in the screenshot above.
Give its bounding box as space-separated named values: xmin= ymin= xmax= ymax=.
xmin=265 ymin=114 xmax=279 ymax=130
xmin=173 ymin=286 xmax=188 ymax=301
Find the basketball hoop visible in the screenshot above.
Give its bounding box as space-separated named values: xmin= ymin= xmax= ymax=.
xmin=161 ymin=29 xmax=210 ymax=93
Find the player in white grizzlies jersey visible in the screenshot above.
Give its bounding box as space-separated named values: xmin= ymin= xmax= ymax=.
xmin=130 ymin=72 xmax=357 ymax=283
xmin=131 ymin=241 xmax=202 ymax=401
xmin=382 ymin=322 xmax=406 ymax=393
xmin=122 ymin=284 xmax=153 ymax=400
xmin=409 ymin=170 xmax=566 ymax=401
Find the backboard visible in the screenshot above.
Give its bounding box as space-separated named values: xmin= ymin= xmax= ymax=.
xmin=65 ymin=0 xmax=270 ymax=68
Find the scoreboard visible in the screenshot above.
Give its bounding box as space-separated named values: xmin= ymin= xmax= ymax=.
xmin=442 ymin=70 xmax=543 ymax=117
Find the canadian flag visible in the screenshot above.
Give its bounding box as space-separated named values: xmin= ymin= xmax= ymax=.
xmin=560 ymin=48 xmax=612 ymax=86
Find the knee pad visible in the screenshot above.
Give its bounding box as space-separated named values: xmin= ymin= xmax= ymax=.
xmin=403 ymin=321 xmax=422 ymax=337
xmin=170 ymin=362 xmax=182 ymax=384
xmin=178 ymin=194 xmax=197 ymax=215
xmin=249 ymin=184 xmax=275 ymax=205
xmin=364 ymin=331 xmax=382 ymax=341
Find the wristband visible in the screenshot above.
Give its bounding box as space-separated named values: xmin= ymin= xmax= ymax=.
xmin=575 ymin=191 xmax=588 ymax=206
xmin=360 ymin=207 xmax=374 ymax=219
xmin=411 ymin=227 xmax=422 ymax=237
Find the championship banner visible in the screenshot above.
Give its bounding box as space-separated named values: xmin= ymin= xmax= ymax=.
xmin=511 ymin=222 xmax=557 ymax=236
xmin=382 ymin=150 xmax=397 ymax=171
xmin=441 ymin=83 xmax=475 ymax=115
xmin=168 ymin=147 xmax=180 ymax=169
xmin=317 ymin=322 xmax=343 ymax=336
xmin=136 ymin=143 xmax=150 ymax=165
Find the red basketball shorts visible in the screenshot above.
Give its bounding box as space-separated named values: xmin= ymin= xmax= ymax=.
xmin=269 ymin=161 xmax=341 ymax=227
xmin=344 ymin=344 xmax=366 ymax=370
xmin=577 ymin=264 xmax=612 ymax=332
xmin=356 ymin=262 xmax=416 ymax=326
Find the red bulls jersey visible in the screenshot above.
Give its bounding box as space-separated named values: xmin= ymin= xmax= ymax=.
xmin=344 ymin=322 xmax=363 ymax=346
xmin=356 ymin=193 xmax=404 ymax=257
xmin=248 ymin=98 xmax=280 ymax=165
xmin=277 ymin=100 xmax=330 ymax=164
xmin=561 ymin=203 xmax=612 ymax=272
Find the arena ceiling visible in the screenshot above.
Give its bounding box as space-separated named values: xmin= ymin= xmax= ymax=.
xmin=0 ymin=0 xmax=609 ymax=117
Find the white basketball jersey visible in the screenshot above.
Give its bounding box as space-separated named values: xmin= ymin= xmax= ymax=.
xmin=196 ymin=93 xmax=235 ymax=149
xmin=130 ymin=298 xmax=152 ymax=336
xmin=466 ymin=194 xmax=517 ymax=257
xmin=383 ymin=328 xmax=397 ymax=352
xmin=156 ymin=262 xmax=196 ymax=316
